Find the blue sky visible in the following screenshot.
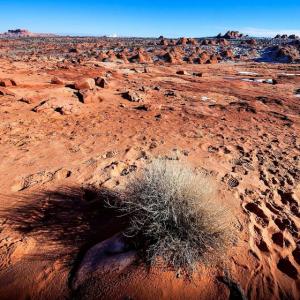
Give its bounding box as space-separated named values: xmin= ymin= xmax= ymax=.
xmin=1 ymin=0 xmax=299 ymax=37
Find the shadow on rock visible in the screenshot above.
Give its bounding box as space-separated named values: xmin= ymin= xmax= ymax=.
xmin=2 ymin=186 xmax=129 ymax=272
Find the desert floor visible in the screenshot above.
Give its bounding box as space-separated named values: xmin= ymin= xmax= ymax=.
xmin=0 ymin=58 xmax=300 ymax=299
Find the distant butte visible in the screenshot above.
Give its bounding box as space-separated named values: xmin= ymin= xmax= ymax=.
xmin=0 ymin=28 xmax=56 ymax=37
xmin=217 ymin=30 xmax=245 ymax=39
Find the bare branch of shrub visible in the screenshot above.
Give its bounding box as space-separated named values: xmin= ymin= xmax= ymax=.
xmin=108 ymin=159 xmax=235 ymax=274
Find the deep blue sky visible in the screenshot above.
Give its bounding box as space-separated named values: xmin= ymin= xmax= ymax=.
xmin=1 ymin=0 xmax=299 ymax=37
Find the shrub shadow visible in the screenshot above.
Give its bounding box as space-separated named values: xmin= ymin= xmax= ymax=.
xmin=2 ymin=186 xmax=128 ymax=266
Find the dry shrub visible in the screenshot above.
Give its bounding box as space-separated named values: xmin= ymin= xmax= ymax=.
xmin=114 ymin=159 xmax=234 ymax=273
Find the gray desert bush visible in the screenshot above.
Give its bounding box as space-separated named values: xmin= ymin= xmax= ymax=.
xmin=113 ymin=159 xmax=234 ymax=273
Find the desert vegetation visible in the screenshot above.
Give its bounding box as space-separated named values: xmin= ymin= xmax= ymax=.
xmin=110 ymin=159 xmax=234 ymax=274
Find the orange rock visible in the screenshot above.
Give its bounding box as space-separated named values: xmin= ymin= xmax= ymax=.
xmin=0 ymin=78 xmax=17 ymax=87
xmin=159 ymin=39 xmax=168 ymax=46
xmin=0 ymin=87 xmax=15 ymax=96
xmin=218 ymin=38 xmax=230 ymax=46
xmin=74 ymin=78 xmax=95 ymax=90
xmin=194 ymin=52 xmax=209 ymax=64
xmin=187 ymin=38 xmax=198 ymax=45
xmin=246 ymin=39 xmax=257 ymax=45
xmin=176 ymin=37 xmax=187 ymax=45
xmin=163 ymin=52 xmax=179 ymax=64
xmin=176 ymin=70 xmax=188 ymax=75
xmin=77 ymin=89 xmax=103 ymax=104
xmin=95 ymin=77 xmax=108 ymax=88
xmin=117 ymin=52 xmax=129 ymax=63
xmin=221 ymin=49 xmax=234 ymax=59
xmin=97 ymin=52 xmax=108 ymax=61
xmin=130 ymin=50 xmax=153 ymax=64
xmin=207 ymin=54 xmax=219 ymax=64
xmin=51 ymin=77 xmax=65 ymax=84
xmin=104 ymin=50 xmax=117 ymax=62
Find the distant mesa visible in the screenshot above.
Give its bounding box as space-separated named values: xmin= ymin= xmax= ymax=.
xmin=274 ymin=34 xmax=299 ymax=39
xmin=288 ymin=34 xmax=299 ymax=39
xmin=1 ymin=29 xmax=34 ymax=37
xmin=0 ymin=28 xmax=56 ymax=37
xmin=217 ymin=31 xmax=245 ymax=39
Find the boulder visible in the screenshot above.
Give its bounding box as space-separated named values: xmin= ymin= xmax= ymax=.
xmin=0 ymin=78 xmax=17 ymax=87
xmin=95 ymin=77 xmax=108 ymax=88
xmin=176 ymin=37 xmax=187 ymax=45
xmin=201 ymin=39 xmax=210 ymax=45
xmin=176 ymin=70 xmax=188 ymax=75
xmin=187 ymin=38 xmax=198 ymax=45
xmin=18 ymin=97 xmax=32 ymax=104
xmin=159 ymin=39 xmax=168 ymax=46
xmin=186 ymin=55 xmax=196 ymax=64
xmin=129 ymin=50 xmax=153 ymax=64
xmin=207 ymin=54 xmax=219 ymax=64
xmin=134 ymin=103 xmax=151 ymax=111
xmin=74 ymin=78 xmax=95 ymax=90
xmin=121 ymin=90 xmax=143 ymax=102
xmin=116 ymin=52 xmax=129 ymax=63
xmin=274 ymin=45 xmax=300 ymax=63
xmin=246 ymin=39 xmax=257 ymax=45
xmin=104 ymin=50 xmax=117 ymax=62
xmin=0 ymin=87 xmax=15 ymax=96
xmin=210 ymin=39 xmax=217 ymax=46
xmin=51 ymin=77 xmax=65 ymax=85
xmin=97 ymin=52 xmax=108 ymax=61
xmin=221 ymin=49 xmax=234 ymax=59
xmin=76 ymin=89 xmax=103 ymax=104
xmin=69 ymin=48 xmax=79 ymax=53
xmin=192 ymin=72 xmax=203 ymax=77
xmin=194 ymin=52 xmax=209 ymax=64
xmin=201 ymin=39 xmax=217 ymax=46
xmin=163 ymin=51 xmax=179 ymax=64
xmin=72 ymin=233 xmax=136 ymax=289
xmin=164 ymin=90 xmax=177 ymax=97
xmin=218 ymin=38 xmax=230 ymax=46
xmin=32 ymin=98 xmax=79 ymax=115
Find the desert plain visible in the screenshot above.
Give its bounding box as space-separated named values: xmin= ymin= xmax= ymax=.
xmin=0 ymin=32 xmax=300 ymax=299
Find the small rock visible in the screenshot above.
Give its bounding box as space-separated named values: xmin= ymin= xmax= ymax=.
xmin=121 ymin=90 xmax=143 ymax=102
xmin=18 ymin=97 xmax=32 ymax=104
xmin=74 ymin=78 xmax=95 ymax=90
xmin=165 ymin=90 xmax=177 ymax=97
xmin=77 ymin=89 xmax=103 ymax=104
xmin=103 ymin=151 xmax=117 ymax=159
xmin=0 ymin=79 xmax=17 ymax=87
xmin=134 ymin=104 xmax=150 ymax=111
xmin=139 ymin=86 xmax=150 ymax=92
xmin=51 ymin=77 xmax=65 ymax=84
xmin=32 ymin=98 xmax=78 ymax=114
xmin=54 ymin=168 xmax=72 ymax=180
xmin=0 ymin=87 xmax=15 ymax=96
xmin=192 ymin=72 xmax=203 ymax=77
xmin=176 ymin=70 xmax=188 ymax=75
xmin=73 ymin=234 xmax=136 ymax=289
xmin=95 ymin=77 xmax=108 ymax=88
